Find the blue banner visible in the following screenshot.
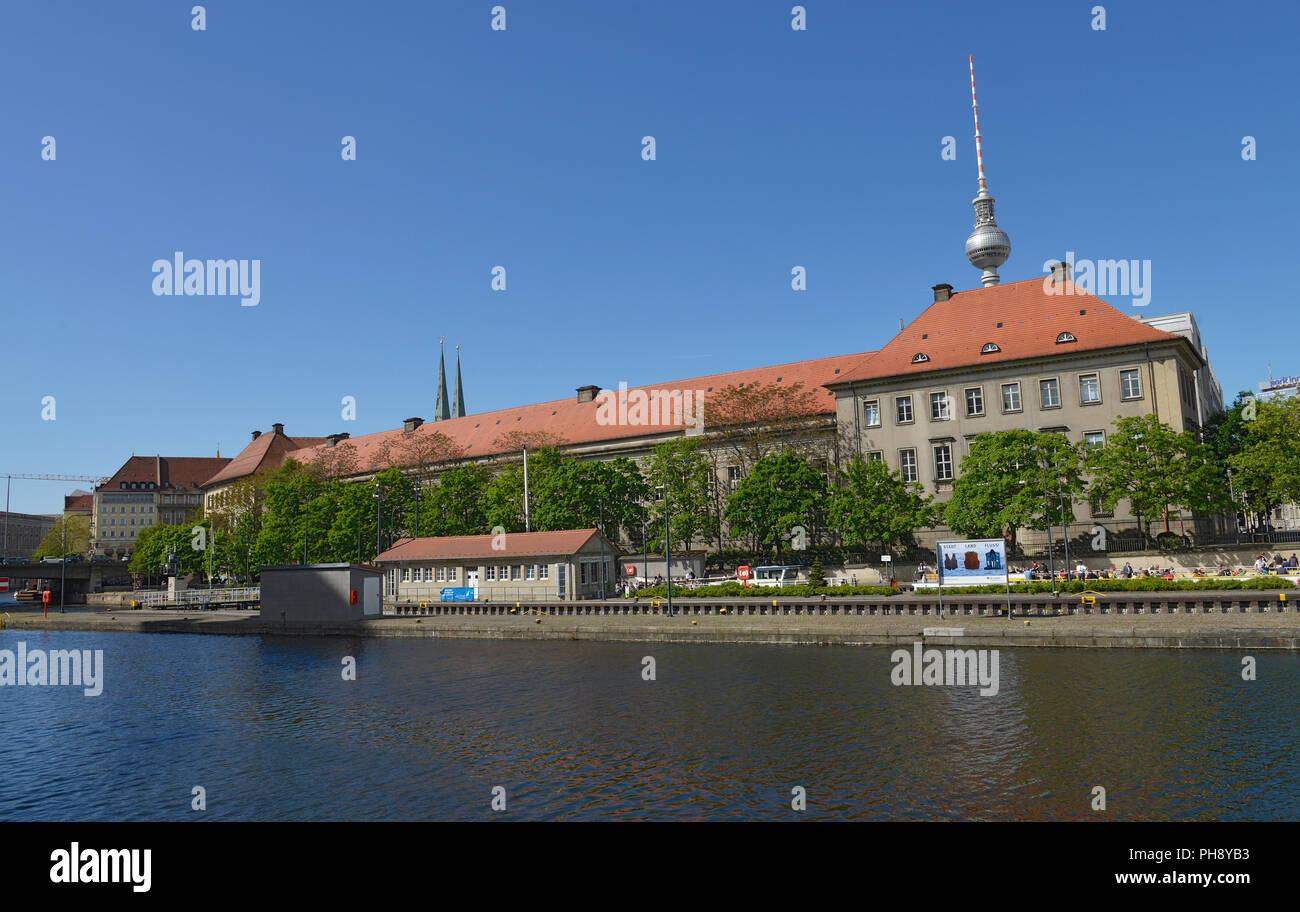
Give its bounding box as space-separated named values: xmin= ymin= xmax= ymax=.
xmin=440 ymin=587 xmax=476 ymax=602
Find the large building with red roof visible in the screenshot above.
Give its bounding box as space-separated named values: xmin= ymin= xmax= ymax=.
xmin=91 ymin=454 xmax=230 ymax=559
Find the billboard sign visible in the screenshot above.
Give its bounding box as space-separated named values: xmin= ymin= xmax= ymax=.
xmin=440 ymin=587 xmax=476 ymax=602
xmin=936 ymin=539 xmax=1007 ymax=588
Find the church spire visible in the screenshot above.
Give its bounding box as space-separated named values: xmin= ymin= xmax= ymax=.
xmin=434 ymin=337 xmax=450 ymax=421
xmin=964 ymin=56 xmax=1010 ymax=287
xmin=451 ymin=345 xmax=466 ymax=418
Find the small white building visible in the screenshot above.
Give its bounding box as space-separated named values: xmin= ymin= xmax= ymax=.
xmin=375 ymin=528 xmax=620 ymax=602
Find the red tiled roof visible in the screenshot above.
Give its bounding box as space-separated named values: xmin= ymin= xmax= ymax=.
xmin=375 ymin=529 xmax=613 ymax=562
xmin=64 ymin=494 xmax=93 ymax=513
xmin=284 ymin=351 xmax=872 ymax=476
xmin=203 ymin=431 xmax=332 ymax=488
xmin=830 ymin=278 xmax=1189 ymax=386
xmin=97 ymin=456 xmax=232 ymax=493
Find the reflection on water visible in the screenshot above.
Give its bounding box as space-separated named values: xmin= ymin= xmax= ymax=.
xmin=1 ymin=629 xmax=1296 ymax=820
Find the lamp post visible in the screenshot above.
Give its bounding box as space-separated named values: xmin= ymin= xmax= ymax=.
xmin=1041 ymin=462 xmax=1057 ymax=597
xmin=374 ymin=481 xmax=383 ymax=558
xmin=1055 ymin=461 xmax=1070 ymax=580
xmin=663 ymin=456 xmax=690 ymax=617
xmin=597 ymin=497 xmax=607 ymax=600
xmin=1227 ymin=469 xmax=1239 ymax=545
xmin=59 ymin=517 xmax=66 ymax=613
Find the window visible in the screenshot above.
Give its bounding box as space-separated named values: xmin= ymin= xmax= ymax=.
xmin=526 ymin=564 xmax=536 ymax=580
xmin=580 ymin=563 xmax=588 ymax=584
xmin=1001 ymin=382 xmax=1021 ymax=412
xmin=485 ymin=565 xmax=496 ymax=581
xmin=1079 ymin=373 xmax=1101 ymax=404
xmin=933 ymin=444 xmax=954 ymax=481
xmin=896 ymin=395 xmax=913 ymax=423
xmin=899 ymin=449 xmax=918 ymax=483
xmin=965 ymin=387 xmax=984 ymax=417
xmin=1039 ymin=378 xmax=1061 ymax=409
xmin=863 ymin=399 xmax=880 ymax=427
xmin=1084 ymin=431 xmax=1105 ymax=449
xmin=980 ymin=342 xmax=1001 ymax=354
xmin=539 ymin=565 xmax=549 ymax=580
xmin=930 ymin=392 xmax=950 ymax=421
xmin=402 ymin=567 xmax=412 ymax=582
xmin=1120 ymin=369 xmax=1142 ymax=399
xmin=512 ymin=564 xmax=522 ymax=581
xmin=867 ymin=450 xmax=883 ymax=463
xmin=1056 ymin=331 xmax=1076 ymax=343
xmin=911 ymin=353 xmax=929 ymax=363
xmin=727 ymin=466 xmax=741 ymax=493
xmin=447 ymin=567 xmax=458 ymax=582
xmin=435 ymin=566 xmax=444 ymax=582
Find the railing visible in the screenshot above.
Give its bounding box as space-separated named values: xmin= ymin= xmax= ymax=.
xmin=134 ymin=587 xmax=260 ymax=608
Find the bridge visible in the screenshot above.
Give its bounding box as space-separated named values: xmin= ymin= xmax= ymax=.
xmin=0 ymin=561 xmax=132 ymax=598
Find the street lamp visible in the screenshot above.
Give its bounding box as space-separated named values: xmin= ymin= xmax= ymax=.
xmin=597 ymin=497 xmax=607 ymax=600
xmin=373 ymin=480 xmax=383 ymax=558
xmin=1054 ymin=459 xmax=1071 ymax=580
xmin=1040 ymin=462 xmax=1057 ymax=597
xmin=1227 ymin=469 xmax=1239 ymax=545
xmin=663 ymin=455 xmax=691 ymax=618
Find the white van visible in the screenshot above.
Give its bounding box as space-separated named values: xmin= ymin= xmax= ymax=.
xmin=748 ymin=565 xmax=802 ymax=588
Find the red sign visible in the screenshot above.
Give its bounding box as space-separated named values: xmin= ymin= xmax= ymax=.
xmin=625 ymin=564 xmax=636 ymax=577
xmin=0 ymin=578 xmax=8 ymax=592
xmin=737 ymin=565 xmax=751 ymax=581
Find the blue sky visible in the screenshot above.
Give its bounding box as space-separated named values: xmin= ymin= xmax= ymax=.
xmin=2 ymin=0 xmax=1295 ymax=514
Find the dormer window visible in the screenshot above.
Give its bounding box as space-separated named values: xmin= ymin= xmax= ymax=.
xmin=911 ymin=353 xmax=930 ymax=364
xmin=1056 ymin=332 xmax=1077 ymax=343
xmin=980 ymin=342 xmax=1001 ymax=354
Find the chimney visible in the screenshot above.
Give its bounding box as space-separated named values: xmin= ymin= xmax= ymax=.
xmin=1051 ymin=261 xmax=1070 ymax=286
xmin=576 ymin=385 xmax=601 ymax=404
xmin=403 ymin=417 xmax=424 ymax=432
xmin=327 ymin=433 xmax=351 ymax=448
xmin=271 ymin=423 xmax=285 ymax=436
xmin=251 ymin=430 xmax=262 ymax=441
xmin=931 ymin=283 xmax=954 ymax=303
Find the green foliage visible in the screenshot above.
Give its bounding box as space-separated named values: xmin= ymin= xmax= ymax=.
xmin=829 ymin=455 xmax=935 ymax=553
xmin=808 ymin=557 xmax=825 ymax=588
xmin=1087 ymin=415 xmax=1222 ymax=539
xmin=1229 ymin=395 xmax=1300 ymax=515
xmin=31 ymin=516 xmax=90 ymax=559
xmin=417 ymin=464 xmax=491 ymax=537
xmin=938 ymin=577 xmax=1294 ymax=594
xmin=645 ymin=438 xmax=714 ymax=553
xmin=627 ymin=581 xmax=899 ymax=599
xmin=725 ymin=450 xmax=827 ymax=558
xmin=128 ymin=521 xmax=213 ymax=578
xmin=943 ymin=430 xmax=1084 ymax=551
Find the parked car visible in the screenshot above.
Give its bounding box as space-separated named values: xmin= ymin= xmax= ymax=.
xmin=63 ymin=554 xmax=84 ymax=562
xmin=40 ymin=556 xmax=64 ymax=564
xmin=90 ymin=555 xmax=113 ymax=563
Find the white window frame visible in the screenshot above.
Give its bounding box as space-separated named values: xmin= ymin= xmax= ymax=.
xmin=895 ymin=395 xmax=913 ymax=424
xmin=1120 ymin=368 xmax=1143 ymax=400
xmin=863 ymin=399 xmax=881 ymax=428
xmin=1001 ymin=382 xmax=1021 ymax=413
xmin=1084 ymin=431 xmax=1105 ymax=449
xmin=933 ymin=444 xmax=954 ymax=482
xmin=899 ymin=448 xmax=918 ymax=484
xmin=1079 ymin=372 xmax=1102 ymax=405
xmin=1039 ymin=377 xmax=1061 ymax=409
xmin=929 ymin=391 xmax=950 ymax=421
xmin=965 ymin=386 xmax=984 ymax=417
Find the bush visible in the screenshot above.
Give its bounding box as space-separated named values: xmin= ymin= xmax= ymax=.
xmin=808 ymin=558 xmax=825 ymax=588
xmin=1155 ymin=531 xmax=1186 ymax=551
xmin=627 ymin=582 xmax=899 ymax=599
xmin=935 ymin=577 xmax=1295 ymax=595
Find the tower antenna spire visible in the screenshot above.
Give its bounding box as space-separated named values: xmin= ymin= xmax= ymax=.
xmin=970 ymin=55 xmax=988 ymax=197
xmin=964 ymin=55 xmax=1010 ymax=286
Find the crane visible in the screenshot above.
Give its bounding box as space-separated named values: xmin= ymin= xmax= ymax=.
xmin=3 ymin=473 xmax=109 ymax=559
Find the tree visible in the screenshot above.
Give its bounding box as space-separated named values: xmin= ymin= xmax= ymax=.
xmin=828 ymin=455 xmax=937 ymax=555
xmin=483 ymin=465 xmax=526 ymax=533
xmin=943 ymin=430 xmax=1084 ymax=553
xmin=645 ymin=438 xmax=714 ymax=554
xmin=808 ymin=557 xmax=825 ymax=588
xmin=725 ymin=450 xmax=827 ymax=559
xmin=418 ymin=464 xmax=491 ymax=537
xmin=1087 ymin=415 xmax=1220 ymax=541
xmin=705 ymin=380 xmax=826 ymax=476
xmin=1229 ymin=394 xmax=1300 ymax=519
xmin=32 ymin=515 xmax=90 ymax=559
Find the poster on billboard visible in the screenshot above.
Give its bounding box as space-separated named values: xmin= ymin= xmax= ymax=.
xmin=935 ymin=539 xmax=1008 ymax=588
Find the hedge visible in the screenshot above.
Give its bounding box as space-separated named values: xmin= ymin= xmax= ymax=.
xmin=627 ymin=581 xmax=900 ymax=599
xmin=933 ymin=577 xmax=1295 ymax=595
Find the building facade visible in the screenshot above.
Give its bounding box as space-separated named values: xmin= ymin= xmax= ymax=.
xmin=374 ymin=529 xmax=620 ymax=602
xmin=91 ymin=455 xmax=230 ymax=559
